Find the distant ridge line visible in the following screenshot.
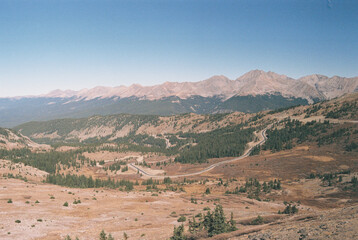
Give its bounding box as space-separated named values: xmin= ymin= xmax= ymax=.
xmin=8 ymin=69 xmax=357 ymax=103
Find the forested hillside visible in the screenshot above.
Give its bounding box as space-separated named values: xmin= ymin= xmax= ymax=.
xmin=14 ymin=112 xmax=250 ymax=144
xmin=261 ymin=118 xmax=358 ymax=153
xmin=175 ymin=125 xmax=254 ymax=163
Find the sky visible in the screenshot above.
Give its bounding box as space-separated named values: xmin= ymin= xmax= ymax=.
xmin=0 ymin=0 xmax=357 ymax=97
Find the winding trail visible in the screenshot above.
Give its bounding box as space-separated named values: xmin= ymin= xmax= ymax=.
xmin=129 ymin=124 xmax=271 ymax=179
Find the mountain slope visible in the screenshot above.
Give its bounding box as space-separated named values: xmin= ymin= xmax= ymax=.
xmin=234 ymin=70 xmax=324 ymax=101
xmin=299 ymin=74 xmax=358 ymax=99
xmin=1 ymin=70 xmax=357 ymax=127
xmin=0 ymin=127 xmax=49 ymax=150
xmin=0 ymin=94 xmax=307 ymax=128
xmin=14 ymin=92 xmax=358 ymax=146
xmin=14 ymin=112 xmax=247 ymax=143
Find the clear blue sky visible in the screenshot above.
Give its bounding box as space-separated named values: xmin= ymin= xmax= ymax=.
xmin=0 ymin=0 xmax=357 ymax=97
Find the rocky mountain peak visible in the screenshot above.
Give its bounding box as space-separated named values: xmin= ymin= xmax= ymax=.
xmin=29 ymin=70 xmax=358 ymax=103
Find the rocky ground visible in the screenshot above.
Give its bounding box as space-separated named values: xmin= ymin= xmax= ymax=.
xmin=233 ymin=205 xmax=358 ymax=240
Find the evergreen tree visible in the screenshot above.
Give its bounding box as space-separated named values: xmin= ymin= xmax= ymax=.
xmin=263 ymin=182 xmax=269 ymax=193
xmin=203 ymin=210 xmax=214 ymax=236
xmin=251 ymin=215 xmax=264 ymax=225
xmin=99 ymin=230 xmax=107 ymax=240
xmin=188 ymin=216 xmax=202 ymax=234
xmin=228 ymin=212 xmax=237 ymax=231
xmin=212 ymin=204 xmax=227 ymax=236
xmin=170 ymin=204 xmax=237 ymax=239
xmin=280 ymin=204 xmax=299 ymax=215
xmin=170 ymin=224 xmax=185 ymax=240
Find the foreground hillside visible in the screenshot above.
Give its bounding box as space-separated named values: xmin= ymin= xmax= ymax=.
xmin=1 ymin=172 xmax=357 ymax=240
xmin=234 ymin=205 xmax=358 ymax=240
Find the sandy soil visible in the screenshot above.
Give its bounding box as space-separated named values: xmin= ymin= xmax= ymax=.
xmin=0 ymin=178 xmax=289 ymax=240
xmin=0 ymin=160 xmax=48 ymax=182
xmin=0 ymin=178 xmax=190 ymax=240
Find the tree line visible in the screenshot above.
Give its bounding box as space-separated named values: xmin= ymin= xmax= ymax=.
xmin=0 ymin=148 xmax=83 ymax=174
xmin=46 ymin=174 xmax=135 ymax=191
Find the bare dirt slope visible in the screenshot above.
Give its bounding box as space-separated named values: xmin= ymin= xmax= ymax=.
xmin=0 ymin=128 xmax=49 ymax=150
xmin=229 ymin=205 xmax=358 ymax=240
xmin=1 ymin=176 xmax=357 ymax=240
xmin=0 ymin=178 xmax=189 ymax=240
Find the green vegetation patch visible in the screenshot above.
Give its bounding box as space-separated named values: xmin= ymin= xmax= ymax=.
xmin=175 ymin=124 xmax=254 ymax=164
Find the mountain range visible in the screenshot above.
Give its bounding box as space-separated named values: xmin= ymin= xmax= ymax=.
xmin=1 ymin=70 xmax=357 ymax=127
xmin=42 ymin=70 xmax=357 ymax=102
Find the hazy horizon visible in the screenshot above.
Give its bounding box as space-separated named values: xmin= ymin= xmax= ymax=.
xmin=1 ymin=0 xmax=357 ymax=97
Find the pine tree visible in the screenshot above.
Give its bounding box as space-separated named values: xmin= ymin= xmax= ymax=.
xmin=263 ymin=182 xmax=268 ymax=192
xmin=99 ymin=230 xmax=107 ymax=240
xmin=228 ymin=212 xmax=237 ymax=231
xmin=170 ymin=204 xmax=238 ymax=239
xmin=188 ymin=216 xmax=202 ymax=234
xmin=170 ymin=224 xmax=185 ymax=240
xmin=203 ymin=210 xmax=214 ymax=236
xmin=212 ymin=204 xmax=227 ymax=236
xmin=277 ymin=180 xmax=281 ymax=189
